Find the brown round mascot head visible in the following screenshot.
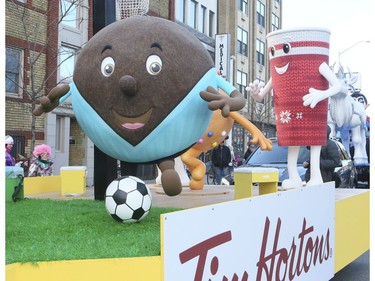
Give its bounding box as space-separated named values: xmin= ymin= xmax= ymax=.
xmin=73 ymin=16 xmax=214 ymax=148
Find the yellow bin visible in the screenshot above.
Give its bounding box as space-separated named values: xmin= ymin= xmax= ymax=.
xmin=60 ymin=166 xmax=87 ymax=196
xmin=234 ymin=167 xmax=279 ymax=199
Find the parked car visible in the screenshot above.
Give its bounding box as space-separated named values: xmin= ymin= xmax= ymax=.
xmin=236 ymin=138 xmax=357 ymax=188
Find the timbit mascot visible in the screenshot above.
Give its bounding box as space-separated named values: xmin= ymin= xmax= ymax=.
xmin=34 ymin=16 xmax=271 ymax=196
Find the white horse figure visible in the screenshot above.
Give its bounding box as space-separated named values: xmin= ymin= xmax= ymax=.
xmin=328 ymin=64 xmax=368 ymax=164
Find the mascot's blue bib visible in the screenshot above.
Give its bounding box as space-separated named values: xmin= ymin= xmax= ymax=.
xmin=62 ymin=68 xmax=235 ymax=163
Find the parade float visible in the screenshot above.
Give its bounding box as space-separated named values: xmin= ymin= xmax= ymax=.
xmin=6 ymin=13 xmax=369 ymax=281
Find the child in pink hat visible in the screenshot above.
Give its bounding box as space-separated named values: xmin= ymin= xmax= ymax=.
xmin=28 ymin=144 xmax=53 ymax=177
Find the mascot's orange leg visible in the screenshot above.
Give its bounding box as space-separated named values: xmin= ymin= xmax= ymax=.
xmin=181 ymin=148 xmax=206 ymax=190
xmin=181 ymin=109 xmax=234 ymax=190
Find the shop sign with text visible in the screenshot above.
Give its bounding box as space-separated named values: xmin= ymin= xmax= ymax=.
xmin=215 ymin=34 xmax=230 ymax=80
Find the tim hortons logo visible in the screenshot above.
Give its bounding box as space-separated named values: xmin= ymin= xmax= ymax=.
xmin=256 ymin=217 xmax=332 ymax=281
xmin=178 ymin=217 xmax=332 ymax=281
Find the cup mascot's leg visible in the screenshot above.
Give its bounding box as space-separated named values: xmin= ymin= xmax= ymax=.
xmin=306 ymin=145 xmax=323 ymax=187
xmin=282 ymin=146 xmax=303 ymax=189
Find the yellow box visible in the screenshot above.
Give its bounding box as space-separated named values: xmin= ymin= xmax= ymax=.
xmin=234 ymin=167 xmax=279 ymax=199
xmin=60 ymin=166 xmax=87 ymax=196
xmin=24 ymin=175 xmax=61 ymax=195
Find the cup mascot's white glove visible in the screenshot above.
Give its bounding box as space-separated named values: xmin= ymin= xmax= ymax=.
xmin=246 ymin=79 xmax=271 ymax=102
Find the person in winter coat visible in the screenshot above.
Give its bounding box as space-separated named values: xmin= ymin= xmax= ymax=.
xmin=5 ymin=135 xmax=15 ymax=166
xmin=211 ymin=141 xmax=232 ymax=185
xmin=28 ymin=144 xmax=53 ymax=177
xmin=303 ymin=126 xmax=341 ymax=183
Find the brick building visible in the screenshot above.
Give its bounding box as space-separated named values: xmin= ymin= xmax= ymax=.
xmin=6 ymin=0 xmax=92 ymax=180
xmin=5 ymin=0 xmax=173 ymax=185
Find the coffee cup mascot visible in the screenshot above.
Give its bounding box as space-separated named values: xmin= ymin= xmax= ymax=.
xmin=247 ymin=27 xmax=343 ymax=189
xmin=34 ymin=17 xmax=251 ymax=196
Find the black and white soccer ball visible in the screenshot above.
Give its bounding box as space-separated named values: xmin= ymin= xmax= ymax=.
xmin=105 ymin=176 xmax=152 ymax=223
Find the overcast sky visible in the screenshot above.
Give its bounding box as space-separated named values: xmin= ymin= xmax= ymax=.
xmin=281 ymin=0 xmax=373 ymax=109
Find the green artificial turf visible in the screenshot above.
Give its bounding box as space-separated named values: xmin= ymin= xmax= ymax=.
xmin=5 ymin=199 xmax=181 ymax=265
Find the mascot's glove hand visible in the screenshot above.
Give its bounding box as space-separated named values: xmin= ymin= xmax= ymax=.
xmin=200 ymin=86 xmax=245 ymax=118
xmin=33 ymin=85 xmax=70 ymax=116
xmin=246 ymin=80 xmax=265 ymax=102
xmin=304 ymin=62 xmax=344 ymax=108
xmin=303 ymin=87 xmax=331 ymax=108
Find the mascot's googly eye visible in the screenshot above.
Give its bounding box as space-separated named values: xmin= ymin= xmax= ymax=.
xmin=146 ymin=55 xmax=162 ymax=75
xmin=270 ymin=47 xmax=276 ymax=57
xmin=283 ymin=43 xmax=291 ymax=54
xmin=101 ymin=57 xmax=115 ymax=77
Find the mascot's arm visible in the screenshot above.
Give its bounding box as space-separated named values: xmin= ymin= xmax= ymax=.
xmin=230 ymin=112 xmax=272 ymax=151
xmin=33 ymin=84 xmax=71 ymax=116
xmin=246 ymin=79 xmax=272 ymax=102
xmin=200 ymin=86 xmax=246 ymax=118
xmin=303 ymin=62 xmax=343 ymax=108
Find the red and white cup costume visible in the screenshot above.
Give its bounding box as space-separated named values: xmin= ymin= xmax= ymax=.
xmin=267 ymin=27 xmax=330 ymax=146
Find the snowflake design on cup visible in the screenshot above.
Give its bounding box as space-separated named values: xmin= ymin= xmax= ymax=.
xmin=280 ymin=110 xmax=291 ymax=123
xmin=296 ymin=112 xmax=303 ymax=119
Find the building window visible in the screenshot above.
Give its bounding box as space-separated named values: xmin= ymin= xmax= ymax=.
xmin=200 ymin=5 xmax=206 ymax=34
xmin=6 ymin=46 xmax=23 ymax=97
xmin=237 ymin=70 xmax=248 ymax=99
xmin=59 ymin=45 xmax=77 ymax=83
xmin=256 ymin=39 xmax=265 ymax=65
xmin=209 ymin=10 xmax=215 ymax=37
xmin=239 ymin=0 xmax=248 ymax=15
xmin=61 ymin=0 xmax=79 ymax=29
xmin=272 ymin=13 xmax=280 ymax=31
xmin=175 ymin=0 xmax=186 ymax=22
xmin=256 ymin=0 xmax=265 ymax=27
xmin=237 ymin=27 xmax=248 ymax=56
xmin=55 ymin=116 xmax=64 ymax=152
xmin=188 ymin=0 xmax=197 ymax=29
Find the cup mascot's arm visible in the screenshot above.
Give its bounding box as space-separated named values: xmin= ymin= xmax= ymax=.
xmin=303 ymin=62 xmax=343 ymax=108
xmin=246 ymin=79 xmax=273 ymax=102
xmin=33 ymin=84 xmax=71 ymax=116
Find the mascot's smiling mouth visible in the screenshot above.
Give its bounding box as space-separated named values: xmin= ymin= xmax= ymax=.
xmin=274 ymin=62 xmax=289 ymax=75
xmin=112 ymin=108 xmax=153 ymax=130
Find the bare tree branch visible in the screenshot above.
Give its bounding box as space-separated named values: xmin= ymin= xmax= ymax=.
xmin=6 ymin=0 xmax=88 ymax=156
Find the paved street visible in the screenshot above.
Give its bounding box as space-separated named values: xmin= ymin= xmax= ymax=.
xmin=330 ymin=250 xmax=370 ymax=281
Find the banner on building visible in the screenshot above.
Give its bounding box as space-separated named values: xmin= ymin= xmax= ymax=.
xmin=215 ymin=33 xmax=231 ymax=81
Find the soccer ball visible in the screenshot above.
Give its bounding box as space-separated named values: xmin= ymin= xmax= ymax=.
xmin=105 ymin=176 xmax=152 ymax=223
